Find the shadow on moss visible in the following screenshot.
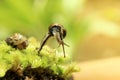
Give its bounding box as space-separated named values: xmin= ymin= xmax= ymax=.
xmin=1 ymin=65 xmax=65 ymax=80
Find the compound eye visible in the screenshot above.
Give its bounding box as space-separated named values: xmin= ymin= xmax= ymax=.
xmin=49 ymin=24 xmax=61 ymax=36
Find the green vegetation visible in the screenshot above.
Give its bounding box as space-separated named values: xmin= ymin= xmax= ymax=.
xmin=0 ymin=1 xmax=85 ymax=79
xmin=0 ymin=0 xmax=88 ymax=57
xmin=0 ymin=37 xmax=79 ymax=79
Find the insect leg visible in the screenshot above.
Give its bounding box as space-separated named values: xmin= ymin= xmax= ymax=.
xmin=61 ymin=42 xmax=66 ymax=58
xmin=38 ymin=33 xmax=51 ymax=55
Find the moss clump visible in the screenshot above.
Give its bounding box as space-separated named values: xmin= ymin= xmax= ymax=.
xmin=0 ymin=37 xmax=79 ymax=80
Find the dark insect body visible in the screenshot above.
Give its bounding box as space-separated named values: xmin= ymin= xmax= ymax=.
xmin=38 ymin=23 xmax=69 ymax=57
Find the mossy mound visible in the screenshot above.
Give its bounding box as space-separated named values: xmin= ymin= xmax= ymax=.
xmin=0 ymin=37 xmax=79 ymax=80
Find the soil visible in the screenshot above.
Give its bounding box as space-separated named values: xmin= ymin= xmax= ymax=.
xmin=0 ymin=66 xmax=73 ymax=80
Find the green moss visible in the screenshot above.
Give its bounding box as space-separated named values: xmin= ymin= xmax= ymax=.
xmin=0 ymin=37 xmax=79 ymax=79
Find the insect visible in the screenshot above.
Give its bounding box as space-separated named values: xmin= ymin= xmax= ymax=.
xmin=38 ymin=23 xmax=69 ymax=57
xmin=5 ymin=33 xmax=28 ymax=50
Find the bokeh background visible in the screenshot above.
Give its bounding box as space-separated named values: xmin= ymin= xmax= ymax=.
xmin=0 ymin=0 xmax=120 ymax=62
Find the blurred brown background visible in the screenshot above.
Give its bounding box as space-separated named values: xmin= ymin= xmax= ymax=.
xmin=74 ymin=0 xmax=120 ymax=61
xmin=0 ymin=0 xmax=120 ymax=62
